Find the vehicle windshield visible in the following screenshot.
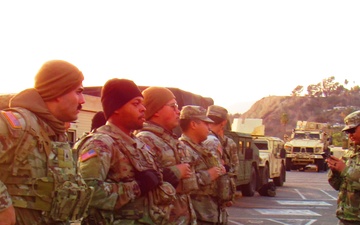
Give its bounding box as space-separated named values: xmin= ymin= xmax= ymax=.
xmin=254 ymin=142 xmax=268 ymax=150
xmin=308 ymin=133 xmax=320 ymax=139
xmin=294 ymin=133 xmax=306 ymax=139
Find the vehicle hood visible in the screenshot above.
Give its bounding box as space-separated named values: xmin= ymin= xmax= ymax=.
xmin=287 ymin=139 xmax=322 ymax=147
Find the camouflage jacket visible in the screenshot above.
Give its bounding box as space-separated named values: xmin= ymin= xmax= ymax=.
xmin=0 ymin=180 xmax=12 ymax=212
xmin=328 ymin=145 xmax=360 ymax=222
xmin=221 ymin=135 xmax=240 ymax=176
xmin=136 ymin=122 xmax=197 ymax=225
xmin=0 ymin=107 xmax=91 ymax=225
xmin=75 ymin=123 xmax=174 ymax=225
xmin=181 ymin=134 xmax=228 ymax=224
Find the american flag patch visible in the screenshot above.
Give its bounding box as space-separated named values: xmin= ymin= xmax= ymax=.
xmin=1 ymin=111 xmax=22 ymax=129
xmin=80 ymin=149 xmax=98 ymax=162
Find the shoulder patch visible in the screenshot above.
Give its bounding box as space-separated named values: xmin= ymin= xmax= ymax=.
xmin=1 ymin=111 xmax=22 ymax=129
xmin=80 ymin=149 xmax=98 ymax=162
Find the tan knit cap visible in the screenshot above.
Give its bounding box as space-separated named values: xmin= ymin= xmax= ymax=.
xmin=142 ymin=86 xmax=175 ymax=120
xmin=34 ymin=60 xmax=84 ymax=101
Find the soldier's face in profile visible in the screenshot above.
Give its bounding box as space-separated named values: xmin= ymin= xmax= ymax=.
xmin=56 ymin=84 xmax=85 ymax=122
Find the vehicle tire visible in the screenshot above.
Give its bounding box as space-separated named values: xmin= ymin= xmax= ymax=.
xmin=259 ymin=164 xmax=269 ymax=186
xmin=316 ymin=158 xmax=325 ymax=172
xmin=273 ymin=163 xmax=285 ymax=186
xmin=240 ymin=166 xmax=257 ymax=197
xmin=286 ymin=158 xmax=292 ymax=171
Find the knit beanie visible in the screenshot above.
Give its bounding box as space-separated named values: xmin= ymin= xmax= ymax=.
xmin=101 ymin=78 xmax=143 ymax=120
xmin=34 ymin=60 xmax=84 ymax=101
xmin=142 ymin=86 xmax=175 ymax=120
xmin=91 ymin=111 xmax=106 ymax=131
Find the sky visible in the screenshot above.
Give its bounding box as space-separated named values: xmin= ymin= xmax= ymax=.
xmin=1 ymin=1 xmax=360 ymax=114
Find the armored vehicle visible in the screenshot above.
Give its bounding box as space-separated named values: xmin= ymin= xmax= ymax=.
xmin=253 ymin=136 xmax=286 ymax=186
xmin=225 ymin=130 xmax=261 ymax=196
xmin=284 ymin=121 xmax=331 ymax=172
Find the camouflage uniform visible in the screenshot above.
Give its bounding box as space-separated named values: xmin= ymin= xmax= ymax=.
xmin=136 ymin=122 xmax=197 ymax=225
xmin=180 ymin=133 xmax=226 ymax=225
xmin=75 ymin=123 xmax=175 ymax=225
xmin=219 ymin=135 xmax=239 ymax=202
xmin=328 ymin=145 xmax=360 ymax=223
xmin=0 ymin=180 xmax=12 ymax=211
xmin=0 ymin=95 xmax=92 ymax=225
xmin=200 ymin=133 xmax=229 ymax=224
xmin=221 ymin=136 xmax=239 ymax=178
xmin=328 ymin=110 xmax=360 ymax=224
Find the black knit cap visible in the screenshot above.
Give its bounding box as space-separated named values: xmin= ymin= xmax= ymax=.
xmin=91 ymin=111 xmax=106 ymax=131
xmin=101 ymin=78 xmax=143 ymax=119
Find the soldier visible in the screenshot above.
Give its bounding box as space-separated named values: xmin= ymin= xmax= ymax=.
xmin=75 ymin=79 xmax=176 ymax=225
xmin=201 ymin=105 xmax=238 ymax=224
xmin=326 ymin=110 xmax=360 ymax=225
xmin=0 ymin=60 xmax=93 ymax=225
xmin=178 ymin=105 xmax=229 ymax=225
xmin=136 ymin=87 xmax=197 ymax=225
xmin=90 ymin=111 xmax=106 ymax=132
xmin=206 ymin=105 xmax=239 ymax=176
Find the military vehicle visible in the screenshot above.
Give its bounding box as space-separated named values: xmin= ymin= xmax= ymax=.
xmin=231 ymin=118 xmax=282 ymax=187
xmin=253 ymin=136 xmax=286 ymax=186
xmin=284 ymin=121 xmax=331 ymax=172
xmin=225 ymin=130 xmax=262 ymax=196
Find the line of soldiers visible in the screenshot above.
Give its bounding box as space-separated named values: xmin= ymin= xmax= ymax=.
xmin=0 ymin=60 xmax=238 ymax=225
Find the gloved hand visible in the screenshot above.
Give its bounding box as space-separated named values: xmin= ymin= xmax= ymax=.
xmin=163 ymin=167 xmax=179 ymax=188
xmin=135 ymin=169 xmax=160 ymax=196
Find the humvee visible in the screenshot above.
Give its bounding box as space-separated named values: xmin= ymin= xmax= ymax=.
xmin=253 ymin=136 xmax=286 ymax=186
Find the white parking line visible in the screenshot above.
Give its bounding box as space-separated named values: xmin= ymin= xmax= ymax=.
xmin=268 ymin=218 xmax=317 ymax=225
xmin=319 ymin=189 xmax=337 ymax=200
xmin=277 ymin=200 xmax=332 ymax=206
xmin=229 ymin=218 xmax=317 ymax=225
xmin=294 ymin=188 xmax=306 ymax=199
xmin=255 ymin=209 xmax=321 ymax=216
xmin=228 ymin=220 xmax=244 ymax=225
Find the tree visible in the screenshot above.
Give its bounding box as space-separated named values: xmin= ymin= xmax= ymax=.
xmin=322 ymin=76 xmax=340 ymax=97
xmin=306 ymin=83 xmax=322 ymax=97
xmin=291 ymin=85 xmax=303 ymax=96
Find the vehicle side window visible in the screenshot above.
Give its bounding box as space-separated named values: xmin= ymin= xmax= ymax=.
xmin=239 ymin=140 xmax=244 ymax=155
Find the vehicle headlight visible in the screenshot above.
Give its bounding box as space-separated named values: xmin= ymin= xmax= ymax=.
xmin=284 ymin=145 xmax=292 ymax=153
xmin=314 ymin=147 xmax=323 ymax=153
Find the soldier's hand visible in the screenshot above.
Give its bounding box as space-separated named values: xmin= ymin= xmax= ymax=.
xmin=326 ymin=156 xmax=345 ymax=172
xmin=207 ymin=166 xmax=223 ymax=181
xmin=0 ymin=205 xmax=16 ymax=225
xmin=175 ymin=163 xmax=192 ymax=178
xmin=135 ymin=169 xmax=160 ymax=196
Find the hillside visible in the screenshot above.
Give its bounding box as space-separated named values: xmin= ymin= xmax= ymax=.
xmin=239 ymin=95 xmax=360 ymax=138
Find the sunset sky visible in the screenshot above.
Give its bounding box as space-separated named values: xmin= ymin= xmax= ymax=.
xmin=1 ymin=1 xmax=359 ymax=113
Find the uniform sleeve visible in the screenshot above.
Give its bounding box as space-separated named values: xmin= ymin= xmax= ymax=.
xmin=344 ymin=163 xmax=360 ymax=191
xmin=0 ymin=180 xmax=12 ymax=212
xmin=0 ymin=112 xmax=24 ymax=211
xmin=228 ymin=138 xmax=240 ymax=174
xmin=327 ymin=168 xmax=343 ymax=191
xmin=137 ymin=132 xmax=181 ymax=177
xmin=76 ymin=136 xmax=141 ymax=211
xmin=0 ymin=112 xmax=23 ymax=166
